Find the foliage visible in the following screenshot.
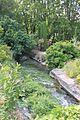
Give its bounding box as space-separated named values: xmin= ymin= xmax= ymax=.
xmin=37 ymin=105 xmax=80 ymax=120
xmin=64 ymin=59 xmax=80 ymax=82
xmin=22 ymin=73 xmax=59 ymax=118
xmin=0 ymin=25 xmax=4 ymax=37
xmin=0 ymin=108 xmax=17 ymax=120
xmin=0 ymin=0 xmax=80 ymax=41
xmin=13 ymin=31 xmax=37 ymax=55
xmin=38 ymin=22 xmax=48 ymax=49
xmin=20 ymin=68 xmax=59 ymax=118
xmin=0 ymin=16 xmax=37 ymax=57
xmin=14 ymin=0 xmax=80 ymax=41
xmin=27 ymin=94 xmax=58 ymax=118
xmin=0 ymin=0 xmax=16 ymax=18
xmin=50 ymin=16 xmax=72 ymax=41
xmin=0 ymin=16 xmax=21 ymax=32
xmin=24 ymin=80 xmax=50 ymax=97
xmin=0 ymin=44 xmax=12 ymax=63
xmin=0 ymin=51 xmax=59 ymax=119
xmin=0 ymin=61 xmax=31 ymax=119
xmin=0 ymin=63 xmax=22 ymax=109
xmin=0 ymin=1 xmax=80 ymax=118
xmin=46 ymin=41 xmax=80 ymax=68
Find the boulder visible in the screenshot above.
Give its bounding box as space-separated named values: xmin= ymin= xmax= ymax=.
xmin=50 ymin=69 xmax=80 ymax=102
xmin=32 ymin=49 xmax=46 ymax=62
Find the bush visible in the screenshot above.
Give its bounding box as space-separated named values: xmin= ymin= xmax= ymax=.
xmin=0 ymin=26 xmax=4 ymax=38
xmin=21 ymin=74 xmax=59 ymax=118
xmin=64 ymin=59 xmax=80 ymax=82
xmin=24 ymin=80 xmax=50 ymax=97
xmin=0 ymin=63 xmax=21 ymax=109
xmin=0 ymin=63 xmax=21 ymax=119
xmin=13 ymin=31 xmax=36 ymax=55
xmin=0 ymin=61 xmax=32 ymax=119
xmin=27 ymin=94 xmax=58 ymax=117
xmin=0 ymin=57 xmax=59 ymax=119
xmin=0 ymin=16 xmax=37 ymax=58
xmin=0 ymin=44 xmax=12 ymax=63
xmin=46 ymin=41 xmax=80 ymax=68
xmin=37 ymin=105 xmax=80 ymax=120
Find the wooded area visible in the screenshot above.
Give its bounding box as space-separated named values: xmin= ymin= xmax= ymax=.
xmin=0 ymin=0 xmax=80 ymax=41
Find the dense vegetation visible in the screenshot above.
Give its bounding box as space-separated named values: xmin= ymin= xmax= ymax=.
xmin=0 ymin=0 xmax=80 ymax=51
xmin=37 ymin=105 xmax=80 ymax=120
xmin=64 ymin=59 xmax=80 ymax=81
xmin=0 ymin=44 xmax=59 ymax=119
xmin=0 ymin=16 xmax=37 ymax=59
xmin=46 ymin=41 xmax=80 ymax=68
xmin=0 ymin=0 xmax=80 ymax=120
xmin=0 ymin=44 xmax=12 ymax=63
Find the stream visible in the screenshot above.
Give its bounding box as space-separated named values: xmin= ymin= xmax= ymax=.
xmin=17 ymin=58 xmax=78 ymax=120
xmin=21 ymin=59 xmax=78 ymax=106
xmin=18 ymin=59 xmax=78 ymax=120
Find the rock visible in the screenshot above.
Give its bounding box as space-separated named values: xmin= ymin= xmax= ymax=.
xmin=15 ymin=107 xmax=33 ymax=120
xmin=0 ymin=99 xmax=5 ymax=105
xmin=32 ymin=50 xmax=47 ymax=67
xmin=0 ymin=97 xmax=6 ymax=105
xmin=21 ymin=56 xmax=28 ymax=62
xmin=15 ymin=110 xmax=24 ymax=120
xmin=31 ymin=49 xmax=39 ymax=55
xmin=50 ymin=69 xmax=80 ymax=102
xmin=31 ymin=49 xmax=46 ymax=63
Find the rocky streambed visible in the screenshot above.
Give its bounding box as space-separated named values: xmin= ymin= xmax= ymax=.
xmin=21 ymin=59 xmax=78 ymax=106
xmin=17 ymin=59 xmax=79 ymax=120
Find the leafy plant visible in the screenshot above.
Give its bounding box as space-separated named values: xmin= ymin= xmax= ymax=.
xmin=0 ymin=26 xmax=4 ymax=38
xmin=21 ymin=71 xmax=59 ymax=118
xmin=0 ymin=16 xmax=37 ymax=58
xmin=64 ymin=59 xmax=80 ymax=82
xmin=13 ymin=31 xmax=37 ymax=55
xmin=26 ymin=94 xmax=58 ymax=117
xmin=37 ymin=105 xmax=80 ymax=120
xmin=0 ymin=63 xmax=21 ymax=109
xmin=24 ymin=80 xmax=50 ymax=97
xmin=46 ymin=41 xmax=80 ymax=68
xmin=0 ymin=44 xmax=12 ymax=63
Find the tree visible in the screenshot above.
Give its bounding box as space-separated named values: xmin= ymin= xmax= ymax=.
xmin=0 ymin=16 xmax=36 ymax=59
xmin=0 ymin=0 xmax=16 ymax=18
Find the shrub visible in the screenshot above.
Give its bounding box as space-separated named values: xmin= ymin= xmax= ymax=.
xmin=0 ymin=63 xmax=21 ymax=119
xmin=13 ymin=31 xmax=36 ymax=55
xmin=0 ymin=26 xmax=4 ymax=38
xmin=24 ymin=80 xmax=50 ymax=97
xmin=0 ymin=63 xmax=21 ymax=109
xmin=26 ymin=94 xmax=58 ymax=117
xmin=46 ymin=41 xmax=80 ymax=68
xmin=22 ymin=75 xmax=59 ymax=118
xmin=64 ymin=59 xmax=80 ymax=82
xmin=0 ymin=61 xmax=33 ymax=119
xmin=0 ymin=16 xmax=37 ymax=58
xmin=0 ymin=44 xmax=12 ymax=63
xmin=0 ymin=58 xmax=59 ymax=119
xmin=21 ymin=74 xmax=59 ymax=118
xmin=37 ymin=105 xmax=80 ymax=120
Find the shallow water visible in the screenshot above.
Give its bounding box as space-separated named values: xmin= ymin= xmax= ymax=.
xmin=21 ymin=59 xmax=78 ymax=106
